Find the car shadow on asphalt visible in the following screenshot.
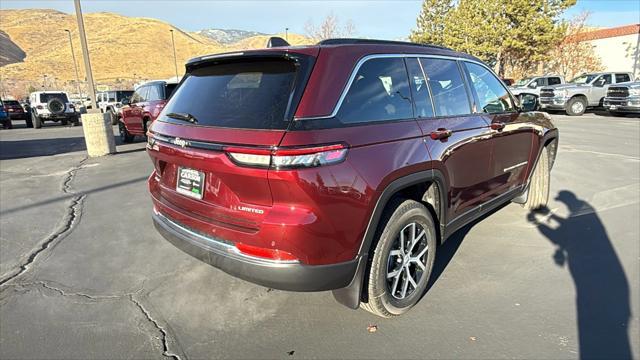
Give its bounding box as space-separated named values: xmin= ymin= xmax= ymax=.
xmin=0 ymin=137 xmax=88 ymax=160
xmin=528 ymin=191 xmax=631 ymax=359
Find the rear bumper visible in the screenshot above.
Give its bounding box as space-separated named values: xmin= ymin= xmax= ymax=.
xmin=152 ymin=210 xmax=358 ymax=291
xmin=8 ymin=113 xmax=27 ymax=120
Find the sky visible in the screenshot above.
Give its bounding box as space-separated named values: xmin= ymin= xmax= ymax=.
xmin=1 ymin=0 xmax=639 ymax=39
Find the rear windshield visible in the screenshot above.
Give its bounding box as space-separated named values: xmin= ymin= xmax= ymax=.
xmin=3 ymin=100 xmax=20 ymax=106
xmin=159 ymin=59 xmax=297 ymax=130
xmin=109 ymin=91 xmax=134 ymax=102
xmin=40 ymin=93 xmax=69 ymax=103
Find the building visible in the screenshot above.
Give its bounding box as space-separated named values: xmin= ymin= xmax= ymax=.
xmin=567 ymin=24 xmax=640 ymax=79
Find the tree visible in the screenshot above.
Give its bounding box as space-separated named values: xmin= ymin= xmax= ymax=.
xmin=305 ymin=13 xmax=357 ymax=41
xmin=545 ymin=12 xmax=604 ymax=79
xmin=409 ymin=0 xmax=453 ymax=46
xmin=410 ymin=0 xmax=576 ymax=76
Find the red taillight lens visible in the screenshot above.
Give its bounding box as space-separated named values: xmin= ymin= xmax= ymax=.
xmin=235 ymin=242 xmax=298 ymax=262
xmin=224 ymin=144 xmax=348 ymax=169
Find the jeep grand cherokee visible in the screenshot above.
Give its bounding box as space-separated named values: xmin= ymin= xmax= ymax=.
xmin=146 ymin=38 xmax=558 ymax=317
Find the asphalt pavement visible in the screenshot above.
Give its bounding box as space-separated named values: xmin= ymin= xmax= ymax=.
xmin=0 ymin=113 xmax=638 ymax=359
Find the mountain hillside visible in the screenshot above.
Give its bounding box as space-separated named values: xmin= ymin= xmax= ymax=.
xmin=196 ymin=28 xmax=266 ymax=44
xmin=0 ymin=9 xmax=312 ymax=97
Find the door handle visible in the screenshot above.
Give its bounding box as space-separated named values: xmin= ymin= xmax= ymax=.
xmin=491 ymin=122 xmax=506 ymax=131
xmin=430 ymin=128 xmax=453 ymax=140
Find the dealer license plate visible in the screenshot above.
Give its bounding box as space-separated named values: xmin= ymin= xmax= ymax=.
xmin=176 ymin=167 xmax=205 ymax=200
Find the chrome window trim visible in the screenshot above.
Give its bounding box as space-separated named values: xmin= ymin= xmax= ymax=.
xmin=294 ymin=53 xmax=498 ymax=121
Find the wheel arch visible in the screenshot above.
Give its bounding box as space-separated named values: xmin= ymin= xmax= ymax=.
xmin=332 ymin=169 xmax=448 ymax=309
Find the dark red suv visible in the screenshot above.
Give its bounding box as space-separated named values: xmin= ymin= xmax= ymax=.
xmin=147 ymin=39 xmax=558 ymax=317
xmin=119 ymin=80 xmax=178 ymax=143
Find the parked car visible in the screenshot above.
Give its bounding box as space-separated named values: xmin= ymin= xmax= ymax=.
xmin=119 ymin=80 xmax=177 ymax=143
xmin=1 ymin=99 xmax=31 ymax=127
xmin=96 ymin=90 xmax=134 ymax=125
xmin=510 ymin=75 xmax=564 ymax=98
xmin=539 ymin=72 xmax=633 ymax=116
xmin=146 ymin=38 xmax=558 ymax=317
xmin=0 ymin=100 xmax=10 ymax=129
xmin=603 ymin=82 xmax=640 ymax=116
xmin=501 ymin=78 xmax=515 ymax=86
xmin=28 ymin=91 xmax=79 ymax=128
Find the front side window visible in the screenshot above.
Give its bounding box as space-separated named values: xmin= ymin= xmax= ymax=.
xmin=337 ymin=57 xmax=412 ymax=124
xmin=464 ymin=62 xmax=515 ymax=113
xmin=570 ymin=74 xmax=598 ymax=84
xmin=594 ymin=74 xmax=612 ymax=87
xmin=420 ymin=58 xmax=471 ymax=116
xmin=615 ymin=73 xmax=631 ymax=83
xmin=405 ymin=58 xmax=434 ymax=118
xmin=131 ymin=86 xmax=147 ymax=103
xmin=548 ymin=77 xmax=562 ymax=85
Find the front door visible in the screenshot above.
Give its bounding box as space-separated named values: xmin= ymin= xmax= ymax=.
xmin=124 ymin=85 xmax=147 ymax=134
xmin=461 ymin=61 xmax=534 ymax=201
xmin=409 ymin=57 xmax=494 ymax=223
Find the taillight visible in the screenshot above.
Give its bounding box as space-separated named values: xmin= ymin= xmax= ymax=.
xmin=235 ymin=242 xmax=298 ymax=262
xmin=224 ymin=143 xmax=348 ymax=169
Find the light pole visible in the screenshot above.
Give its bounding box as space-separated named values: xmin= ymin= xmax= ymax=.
xmin=74 ymin=0 xmax=115 ymax=157
xmin=74 ymin=0 xmax=97 ymax=111
xmin=285 ymin=27 xmax=289 ymax=41
xmin=169 ymin=29 xmax=178 ymax=80
xmin=64 ymin=29 xmax=83 ymax=98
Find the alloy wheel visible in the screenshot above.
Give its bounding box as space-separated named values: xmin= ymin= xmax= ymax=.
xmin=386 ymin=222 xmax=429 ymax=300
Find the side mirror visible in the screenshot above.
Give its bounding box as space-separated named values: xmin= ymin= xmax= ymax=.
xmin=519 ymin=94 xmax=538 ymax=112
xmin=121 ymin=98 xmax=130 ymax=105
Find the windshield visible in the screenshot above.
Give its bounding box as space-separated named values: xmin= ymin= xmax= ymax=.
xmin=569 ymin=74 xmax=598 ymax=84
xmin=160 ymin=59 xmax=298 ymax=130
xmin=39 ymin=93 xmax=69 ymax=103
xmin=514 ymin=77 xmax=533 ymax=86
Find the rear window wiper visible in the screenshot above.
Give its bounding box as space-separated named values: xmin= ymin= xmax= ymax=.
xmin=166 ymin=112 xmax=198 ymax=124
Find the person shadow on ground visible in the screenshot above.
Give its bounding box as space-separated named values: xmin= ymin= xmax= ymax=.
xmin=527 ymin=190 xmax=632 ymax=359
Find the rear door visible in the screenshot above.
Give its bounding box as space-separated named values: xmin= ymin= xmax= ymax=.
xmin=412 ymin=57 xmax=494 ymax=222
xmin=124 ymin=86 xmax=147 ymax=133
xmin=462 ymin=61 xmax=533 ymax=200
xmin=148 ymin=55 xmax=313 ymax=228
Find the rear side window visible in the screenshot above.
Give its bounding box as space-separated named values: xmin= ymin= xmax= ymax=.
xmin=464 ymin=62 xmax=515 ymax=113
xmin=548 ymin=77 xmax=562 ymax=85
xmin=147 ymin=85 xmax=162 ymax=101
xmin=161 ymin=60 xmax=296 ymax=129
xmin=405 ymin=58 xmax=434 ymax=118
xmin=337 ymin=58 xmax=412 ymax=124
xmin=420 ymin=58 xmax=471 ymax=116
xmin=615 ymin=73 xmax=631 ymax=83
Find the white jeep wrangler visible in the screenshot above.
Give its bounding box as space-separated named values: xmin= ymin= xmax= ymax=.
xmin=29 ymin=91 xmax=79 ymax=128
xmin=96 ymin=90 xmax=134 ymax=125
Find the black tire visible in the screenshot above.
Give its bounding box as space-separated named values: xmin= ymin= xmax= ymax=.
xmin=360 ymin=199 xmax=437 ymax=318
xmin=108 ymin=110 xmax=118 ymax=125
xmin=524 ymin=148 xmax=550 ymax=210
xmin=32 ymin=112 xmax=42 ymax=129
xmin=119 ymin=122 xmax=135 ymax=143
xmin=25 ymin=115 xmax=33 ymax=128
xmin=609 ymin=111 xmax=624 ymax=117
xmin=61 ymin=118 xmax=68 ymax=126
xmin=566 ymin=97 xmax=587 ymax=116
xmin=143 ymin=118 xmax=150 ymax=136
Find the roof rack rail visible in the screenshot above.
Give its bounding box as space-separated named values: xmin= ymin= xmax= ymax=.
xmin=317 ymin=38 xmax=452 ymax=51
